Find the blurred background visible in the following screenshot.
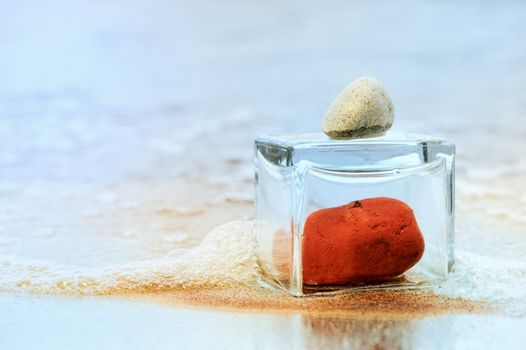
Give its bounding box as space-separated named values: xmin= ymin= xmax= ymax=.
xmin=0 ymin=0 xmax=526 ymax=258
xmin=0 ymin=0 xmax=525 ymax=284
xmin=1 ymin=0 xmax=525 ymax=182
xmin=1 ymin=0 xmax=525 ymax=170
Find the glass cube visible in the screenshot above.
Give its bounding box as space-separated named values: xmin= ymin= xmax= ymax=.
xmin=254 ymin=132 xmax=455 ymax=296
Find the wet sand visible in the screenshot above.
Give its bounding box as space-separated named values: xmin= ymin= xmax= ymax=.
xmin=3 ymin=293 xmax=522 ymax=350
xmin=133 ymin=285 xmax=488 ymax=318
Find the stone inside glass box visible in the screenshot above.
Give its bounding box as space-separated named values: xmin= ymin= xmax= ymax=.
xmin=254 ymin=132 xmax=455 ymax=296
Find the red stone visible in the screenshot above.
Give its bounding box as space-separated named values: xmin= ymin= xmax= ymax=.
xmin=302 ymin=197 xmax=425 ymax=285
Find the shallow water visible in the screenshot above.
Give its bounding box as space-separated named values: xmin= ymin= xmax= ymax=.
xmin=2 ymin=293 xmax=525 ymax=350
xmin=1 ymin=0 xmax=526 ymax=347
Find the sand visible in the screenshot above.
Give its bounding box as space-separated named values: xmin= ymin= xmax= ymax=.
xmin=134 ymin=284 xmax=488 ymax=319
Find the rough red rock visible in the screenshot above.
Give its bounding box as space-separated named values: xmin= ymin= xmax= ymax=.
xmin=302 ymin=197 xmax=425 ymax=285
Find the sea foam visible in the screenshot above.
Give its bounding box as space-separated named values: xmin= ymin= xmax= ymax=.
xmin=2 ymin=219 xmax=525 ymax=316
xmin=0 ymin=221 xmax=258 ymax=295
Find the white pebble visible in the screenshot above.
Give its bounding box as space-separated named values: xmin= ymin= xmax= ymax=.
xmin=323 ymin=76 xmax=394 ymax=139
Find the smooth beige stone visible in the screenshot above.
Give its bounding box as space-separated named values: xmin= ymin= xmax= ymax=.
xmin=323 ymin=77 xmax=394 ymax=139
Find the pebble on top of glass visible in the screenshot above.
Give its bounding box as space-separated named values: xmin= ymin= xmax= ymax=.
xmin=254 ymin=77 xmax=455 ymax=296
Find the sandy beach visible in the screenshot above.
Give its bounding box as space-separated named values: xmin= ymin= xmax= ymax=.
xmin=1 ymin=0 xmax=526 ymax=348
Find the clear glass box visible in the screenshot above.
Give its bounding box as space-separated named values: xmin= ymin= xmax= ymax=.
xmin=254 ymin=132 xmax=455 ymax=296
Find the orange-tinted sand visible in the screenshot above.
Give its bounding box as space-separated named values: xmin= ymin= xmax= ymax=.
xmin=131 ymin=284 xmax=489 ymax=319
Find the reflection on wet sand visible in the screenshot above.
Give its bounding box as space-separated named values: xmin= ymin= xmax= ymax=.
xmin=302 ymin=316 xmax=413 ymax=350
xmin=124 ymin=284 xmax=494 ymax=349
xmin=129 ymin=284 xmax=512 ymax=349
xmin=2 ymin=292 xmax=524 ymax=349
